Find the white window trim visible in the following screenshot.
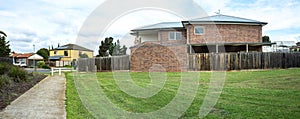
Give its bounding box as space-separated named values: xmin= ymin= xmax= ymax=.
xmin=194 ymin=26 xmax=205 ymax=35
xmin=169 ymin=32 xmax=182 ymax=40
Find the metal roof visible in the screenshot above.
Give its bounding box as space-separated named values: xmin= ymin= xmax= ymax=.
xmin=28 ymin=54 xmax=44 ymax=60
xmin=49 ymin=56 xmax=63 ymax=60
xmin=131 ymin=22 xmax=183 ymax=31
xmin=131 ymin=14 xmax=267 ymax=32
xmin=186 ymin=14 xmax=267 ymax=25
xmin=53 ymin=44 xmax=93 ymax=52
xmin=275 ymin=41 xmax=296 ymax=47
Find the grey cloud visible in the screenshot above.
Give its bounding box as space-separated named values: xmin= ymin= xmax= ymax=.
xmin=10 ymin=38 xmax=33 ymax=43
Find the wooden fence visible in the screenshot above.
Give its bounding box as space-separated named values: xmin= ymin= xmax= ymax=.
xmin=0 ymin=57 xmax=12 ymax=64
xmin=189 ymin=52 xmax=300 ymax=71
xmin=78 ymin=55 xmax=130 ymax=72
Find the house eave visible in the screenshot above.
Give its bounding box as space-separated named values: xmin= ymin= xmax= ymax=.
xmin=131 ymin=27 xmax=184 ymax=32
xmin=191 ymin=42 xmax=275 ymax=46
xmin=183 ymin=21 xmax=268 ymax=26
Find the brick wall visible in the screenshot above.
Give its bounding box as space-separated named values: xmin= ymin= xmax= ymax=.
xmin=159 ymin=30 xmax=187 ymax=45
xmin=188 ymin=24 xmax=262 ymax=44
xmin=130 ymin=43 xmax=187 ymax=72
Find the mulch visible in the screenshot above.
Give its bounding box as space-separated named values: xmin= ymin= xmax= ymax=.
xmin=0 ymin=74 xmax=47 ymax=110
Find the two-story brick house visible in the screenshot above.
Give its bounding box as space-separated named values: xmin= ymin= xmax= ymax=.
xmin=130 ymin=14 xmax=272 ymax=72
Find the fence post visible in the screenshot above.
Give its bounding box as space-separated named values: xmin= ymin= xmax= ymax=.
xmin=59 ymin=68 xmax=61 ymax=76
xmin=51 ymin=68 xmax=54 ymax=76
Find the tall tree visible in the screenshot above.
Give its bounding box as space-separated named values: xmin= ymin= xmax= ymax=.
xmin=112 ymin=40 xmax=121 ymax=56
xmin=36 ymin=48 xmax=49 ymax=60
xmin=120 ymin=45 xmax=127 ymax=55
xmin=98 ymin=37 xmax=114 ymax=57
xmin=0 ymin=30 xmax=11 ymax=57
xmin=112 ymin=40 xmax=127 ymax=56
xmin=262 ymin=36 xmax=271 ymax=43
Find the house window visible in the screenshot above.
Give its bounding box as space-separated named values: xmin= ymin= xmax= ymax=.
xmin=64 ymin=51 xmax=68 ymax=56
xmin=194 ymin=26 xmax=205 ymax=35
xmin=169 ymin=32 xmax=182 ymax=40
xmin=54 ymin=51 xmax=57 ymax=55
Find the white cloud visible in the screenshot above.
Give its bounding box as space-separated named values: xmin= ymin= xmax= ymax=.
xmin=1 ymin=0 xmax=300 ymax=54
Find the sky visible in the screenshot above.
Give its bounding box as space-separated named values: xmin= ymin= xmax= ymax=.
xmin=1 ymin=0 xmax=300 ymax=55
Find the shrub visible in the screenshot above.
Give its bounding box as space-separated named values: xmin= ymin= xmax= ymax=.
xmin=37 ymin=61 xmax=45 ymax=68
xmin=42 ymin=65 xmax=50 ymax=69
xmin=0 ymin=74 xmax=11 ymax=87
xmin=0 ymin=62 xmax=10 ymax=75
xmin=64 ymin=65 xmax=72 ymax=68
xmin=8 ymin=66 xmax=27 ymax=82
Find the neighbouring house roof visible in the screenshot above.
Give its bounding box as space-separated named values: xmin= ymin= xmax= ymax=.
xmin=131 ymin=14 xmax=267 ymax=32
xmin=185 ymin=14 xmax=267 ymax=25
xmin=9 ymin=52 xmax=19 ymax=57
xmin=15 ymin=53 xmax=34 ymax=58
xmin=49 ymin=56 xmax=63 ymax=60
xmin=53 ymin=44 xmax=93 ymax=52
xmin=131 ymin=22 xmax=183 ymax=31
xmin=275 ymin=41 xmax=296 ymax=47
xmin=28 ymin=54 xmax=44 ymax=60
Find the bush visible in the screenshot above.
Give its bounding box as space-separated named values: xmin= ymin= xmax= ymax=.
xmin=8 ymin=66 xmax=27 ymax=82
xmin=0 ymin=62 xmax=10 ymax=75
xmin=37 ymin=61 xmax=45 ymax=68
xmin=42 ymin=65 xmax=50 ymax=69
xmin=0 ymin=74 xmax=11 ymax=87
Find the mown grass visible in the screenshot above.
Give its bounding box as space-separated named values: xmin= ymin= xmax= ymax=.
xmin=65 ymin=69 xmax=300 ymax=118
xmin=65 ymin=73 xmax=95 ymax=119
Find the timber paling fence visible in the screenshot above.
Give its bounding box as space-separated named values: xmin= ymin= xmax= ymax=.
xmin=77 ymin=55 xmax=130 ymax=72
xmin=189 ymin=52 xmax=300 ymax=71
xmin=0 ymin=57 xmax=12 ymax=64
xmin=77 ymin=53 xmax=300 ymax=72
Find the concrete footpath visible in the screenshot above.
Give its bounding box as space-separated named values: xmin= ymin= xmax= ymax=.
xmin=0 ymin=75 xmax=66 ymax=119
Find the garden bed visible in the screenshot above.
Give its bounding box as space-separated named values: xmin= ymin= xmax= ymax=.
xmin=0 ymin=62 xmax=47 ymax=110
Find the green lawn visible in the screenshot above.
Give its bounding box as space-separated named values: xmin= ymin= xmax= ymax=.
xmin=65 ymin=69 xmax=300 ymax=118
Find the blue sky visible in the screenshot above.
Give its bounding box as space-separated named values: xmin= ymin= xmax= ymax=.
xmin=1 ymin=0 xmax=300 ymax=54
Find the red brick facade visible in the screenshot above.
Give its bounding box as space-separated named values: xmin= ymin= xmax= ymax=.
xmin=187 ymin=24 xmax=262 ymax=44
xmin=130 ymin=43 xmax=187 ymax=72
xmin=130 ymin=23 xmax=265 ymax=72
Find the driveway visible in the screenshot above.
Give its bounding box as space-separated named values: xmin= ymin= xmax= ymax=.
xmin=0 ymin=75 xmax=66 ymax=119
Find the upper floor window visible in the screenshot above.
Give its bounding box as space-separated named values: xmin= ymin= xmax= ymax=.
xmin=194 ymin=26 xmax=204 ymax=35
xmin=54 ymin=51 xmax=57 ymax=55
xmin=64 ymin=51 xmax=68 ymax=56
xmin=169 ymin=32 xmax=182 ymax=40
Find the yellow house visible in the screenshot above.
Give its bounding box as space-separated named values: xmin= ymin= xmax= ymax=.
xmin=49 ymin=44 xmax=93 ymax=66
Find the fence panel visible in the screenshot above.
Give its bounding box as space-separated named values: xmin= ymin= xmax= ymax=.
xmin=78 ymin=55 xmax=130 ymax=72
xmin=0 ymin=57 xmax=12 ymax=64
xmin=189 ymin=52 xmax=300 ymax=71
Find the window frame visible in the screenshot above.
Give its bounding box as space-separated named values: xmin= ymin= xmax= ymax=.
xmin=64 ymin=51 xmax=69 ymax=56
xmin=194 ymin=26 xmax=205 ymax=35
xmin=169 ymin=31 xmax=182 ymax=40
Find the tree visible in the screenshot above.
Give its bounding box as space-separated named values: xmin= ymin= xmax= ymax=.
xmin=112 ymin=40 xmax=127 ymax=56
xmin=262 ymin=36 xmax=271 ymax=43
xmin=98 ymin=37 xmax=114 ymax=57
xmin=79 ymin=53 xmax=89 ymax=58
xmin=97 ymin=37 xmax=128 ymax=57
xmin=36 ymin=48 xmax=49 ymax=60
xmin=0 ymin=30 xmax=11 ymax=57
xmin=120 ymin=45 xmax=127 ymax=55
xmin=112 ymin=40 xmax=121 ymax=56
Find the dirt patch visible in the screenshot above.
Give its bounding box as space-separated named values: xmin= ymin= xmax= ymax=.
xmin=0 ymin=74 xmax=47 ymax=110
